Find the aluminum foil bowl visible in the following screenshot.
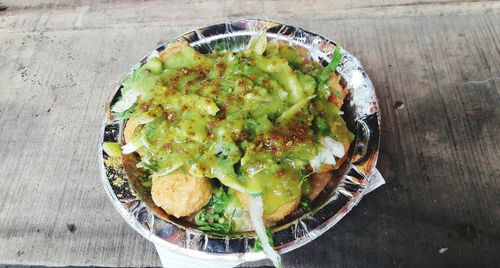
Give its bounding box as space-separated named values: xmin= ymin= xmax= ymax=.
xmin=99 ymin=19 xmax=380 ymax=264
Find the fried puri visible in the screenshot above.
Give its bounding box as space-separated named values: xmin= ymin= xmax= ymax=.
xmin=159 ymin=41 xmax=189 ymax=62
xmin=151 ymin=172 xmax=213 ymax=218
xmin=123 ymin=117 xmax=139 ymax=144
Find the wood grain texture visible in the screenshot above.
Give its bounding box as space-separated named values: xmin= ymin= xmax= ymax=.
xmin=0 ymin=0 xmax=499 ymax=267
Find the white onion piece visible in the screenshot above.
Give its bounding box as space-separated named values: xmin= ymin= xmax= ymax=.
xmin=320 ymin=136 xmax=345 ymax=158
xmin=111 ymin=88 xmax=140 ymax=113
xmin=135 ymin=114 xmax=155 ymax=124
xmin=248 ymin=195 xmax=282 ymax=268
xmin=140 ymin=135 xmax=152 ymax=151
xmin=248 ymin=32 xmax=267 ymax=56
xmin=121 ymin=139 xmax=142 ymax=154
xmin=156 ymin=162 xmax=182 ymax=176
xmin=309 ymin=147 xmax=336 ymax=172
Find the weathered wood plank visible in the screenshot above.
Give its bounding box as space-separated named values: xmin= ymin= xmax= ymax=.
xmin=1 ymin=0 xmax=500 ymax=33
xmin=0 ymin=0 xmax=499 ymax=267
xmin=1 ymin=0 xmax=494 ymax=12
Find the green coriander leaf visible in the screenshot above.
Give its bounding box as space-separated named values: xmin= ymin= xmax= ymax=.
xmin=330 ymin=45 xmax=342 ymax=71
xmin=300 ymin=197 xmax=310 ymax=209
xmin=299 ymin=168 xmax=313 ymax=195
xmin=313 ymin=117 xmax=332 ymax=136
xmin=138 ymin=160 xmax=158 ymax=172
xmin=317 ymin=45 xmax=342 ymax=90
xmin=195 ymin=187 xmax=233 ymax=234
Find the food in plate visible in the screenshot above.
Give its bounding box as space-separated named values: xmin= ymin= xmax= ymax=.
xmin=108 ymin=32 xmax=354 ymax=267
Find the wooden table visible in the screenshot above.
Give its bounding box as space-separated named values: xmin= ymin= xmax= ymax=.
xmin=0 ymin=1 xmax=499 ymax=267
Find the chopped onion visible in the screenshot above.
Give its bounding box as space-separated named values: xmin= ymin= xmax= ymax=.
xmin=135 ymin=113 xmax=155 ymax=124
xmin=248 ymin=195 xmax=282 ymax=268
xmin=320 ymin=136 xmax=345 ymax=158
xmin=187 ymin=163 xmax=204 ymax=178
xmin=248 ymin=32 xmax=267 ymax=56
xmin=111 ymin=88 xmax=140 ymax=113
xmin=156 ymin=162 xmax=182 ymax=176
xmin=309 ymin=147 xmax=336 ymax=172
xmin=121 ymin=139 xmax=142 ymax=154
xmin=140 ymin=135 xmax=152 ymax=151
xmin=276 ymin=95 xmax=315 ymax=125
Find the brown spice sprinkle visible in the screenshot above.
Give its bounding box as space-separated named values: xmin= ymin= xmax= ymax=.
xmin=255 ymin=117 xmax=312 ymax=154
xmin=216 ymin=61 xmax=227 ymax=74
xmin=212 ymin=80 xmax=221 ymax=89
xmin=199 ymin=66 xmax=211 ymax=76
xmin=164 ymin=111 xmax=176 ymax=121
xmin=274 ymin=120 xmax=312 ymax=145
xmin=215 ymin=105 xmax=227 ymax=119
xmin=140 ymin=102 xmax=150 ymax=111
xmin=234 ymin=131 xmax=248 ymax=141
xmin=200 ymin=80 xmax=209 ymax=89
xmin=227 ymin=94 xmax=243 ymax=104
xmin=163 ymin=142 xmax=173 ymax=151
xmin=238 ymin=79 xmax=246 ymax=87
xmin=148 ymin=111 xmax=159 ymax=118
xmin=206 ymin=118 xmax=222 ymax=130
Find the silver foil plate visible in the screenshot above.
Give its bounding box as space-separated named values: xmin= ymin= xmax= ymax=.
xmin=99 ymin=19 xmax=380 ymax=263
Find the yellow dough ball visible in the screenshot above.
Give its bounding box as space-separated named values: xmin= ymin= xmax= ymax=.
xmin=151 ymin=173 xmax=213 ymax=218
